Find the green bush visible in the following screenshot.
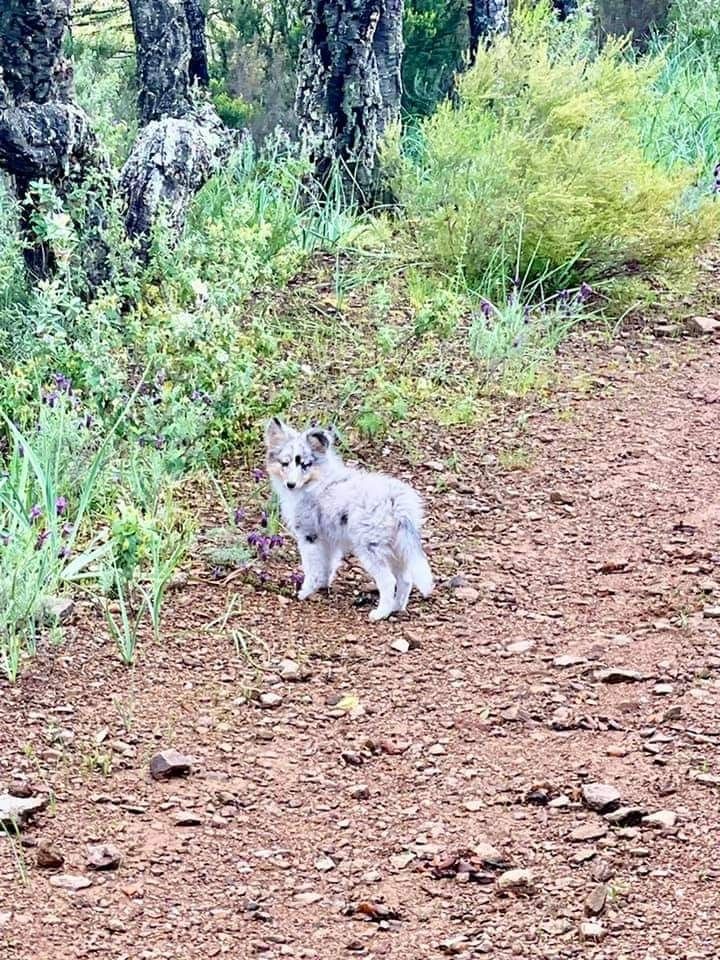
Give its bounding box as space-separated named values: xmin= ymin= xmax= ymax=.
xmin=389 ymin=2 xmax=719 ymax=300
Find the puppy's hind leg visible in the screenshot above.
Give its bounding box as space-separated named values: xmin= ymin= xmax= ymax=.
xmin=392 ymin=564 xmax=413 ymax=613
xmin=357 ymin=548 xmax=397 ymax=621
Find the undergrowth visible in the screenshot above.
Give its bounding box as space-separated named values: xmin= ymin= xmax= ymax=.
xmin=2 ymin=1 xmax=719 ymax=678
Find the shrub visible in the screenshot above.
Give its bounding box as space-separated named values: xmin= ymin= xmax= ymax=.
xmin=389 ymin=2 xmax=719 ymax=301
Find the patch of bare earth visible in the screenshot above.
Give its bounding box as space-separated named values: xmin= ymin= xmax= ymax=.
xmin=1 ymin=333 xmax=719 ymax=960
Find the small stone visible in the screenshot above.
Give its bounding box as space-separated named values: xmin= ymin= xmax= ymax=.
xmin=463 ymin=799 xmax=483 ymax=813
xmin=506 ymin=640 xmax=535 ymax=655
xmin=0 ymin=793 xmax=48 ymax=829
xmin=585 ymin=884 xmax=608 ymax=916
xmin=653 ymin=683 xmax=674 ymax=695
xmin=49 ymin=874 xmax=92 ymax=891
xmin=595 ymin=668 xmax=645 ymax=684
xmin=473 ymin=842 xmax=505 ymax=866
xmin=390 ymin=638 xmax=410 ymax=654
xmin=278 ymin=659 xmax=300 ymax=681
xmin=687 ymin=315 xmax=720 ymax=335
xmin=572 ymin=847 xmax=597 ymax=864
xmin=314 ymin=855 xmax=335 ymax=872
xmin=497 ymin=868 xmax=534 ymax=891
xmin=36 ymin=841 xmax=64 ymax=869
xmin=428 ymin=743 xmax=446 ymax=756
xmin=455 ymin=586 xmax=479 ymax=602
xmin=541 ymin=918 xmax=573 ymax=936
xmin=350 ymin=784 xmax=370 ymax=800
xmin=390 ymin=851 xmax=415 ymax=869
xmin=643 ymin=810 xmax=677 ymax=829
xmin=86 ymin=843 xmax=122 ymax=870
xmin=592 ymin=860 xmax=614 ymax=883
xmin=149 ymin=749 xmax=192 ymax=781
xmin=692 ymin=772 xmax=720 ymax=786
xmin=42 ymin=595 xmax=75 ymax=625
xmin=173 ymin=811 xmax=203 ymax=826
xmin=553 ymin=654 xmax=586 ymax=668
xmin=703 ymin=606 xmax=720 ymax=619
xmin=570 ymin=823 xmax=608 ymax=842
xmin=550 ymin=490 xmax=574 ymax=505
xmin=581 ymin=782 xmax=621 ymax=813
xmin=258 ymin=692 xmax=283 ymax=709
xmin=653 ymin=323 xmax=682 ymax=338
xmin=604 ymin=806 xmax=646 ymax=826
xmin=549 ymin=794 xmax=571 ymax=809
xmin=294 ymin=892 xmax=323 ymax=906
xmin=580 ymin=920 xmax=605 ymax=941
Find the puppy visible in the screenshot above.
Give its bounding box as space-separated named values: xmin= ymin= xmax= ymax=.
xmin=264 ymin=418 xmax=433 ymax=620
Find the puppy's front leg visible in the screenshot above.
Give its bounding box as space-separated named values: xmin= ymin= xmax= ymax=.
xmin=296 ymin=536 xmax=326 ymax=600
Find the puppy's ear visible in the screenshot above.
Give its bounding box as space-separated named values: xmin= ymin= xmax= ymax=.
xmin=265 ymin=416 xmax=289 ymax=450
xmin=306 ymin=428 xmax=332 ymax=454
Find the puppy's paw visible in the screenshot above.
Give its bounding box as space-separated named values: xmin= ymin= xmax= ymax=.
xmin=369 ymin=606 xmax=393 ymax=622
xmin=297 ymin=586 xmax=315 ymax=601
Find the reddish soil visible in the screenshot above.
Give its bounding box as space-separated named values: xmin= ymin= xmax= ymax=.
xmin=1 ymin=331 xmax=719 ymax=960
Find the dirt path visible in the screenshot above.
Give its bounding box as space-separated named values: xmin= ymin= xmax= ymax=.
xmin=1 ymin=332 xmax=719 ymax=959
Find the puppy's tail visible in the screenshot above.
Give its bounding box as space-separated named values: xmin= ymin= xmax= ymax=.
xmin=395 ymin=490 xmax=434 ymax=598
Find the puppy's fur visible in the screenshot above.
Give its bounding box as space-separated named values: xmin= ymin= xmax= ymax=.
xmin=265 ymin=418 xmax=433 ymax=620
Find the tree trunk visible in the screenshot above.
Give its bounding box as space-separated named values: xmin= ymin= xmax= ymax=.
xmin=552 ymin=0 xmax=578 ymax=19
xmin=121 ymin=0 xmax=228 ymax=250
xmin=373 ymin=0 xmax=404 ymax=136
xmin=0 ymin=0 xmax=111 ymax=284
xmin=295 ymin=0 xmax=403 ymax=200
xmin=184 ymin=0 xmax=211 ymax=87
xmin=595 ymin=0 xmax=670 ymax=47
xmin=468 ymin=0 xmax=508 ymax=62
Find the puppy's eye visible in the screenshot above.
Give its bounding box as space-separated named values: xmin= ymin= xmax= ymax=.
xmin=301 ymin=462 xmax=312 ymax=471
xmin=280 ymin=461 xmax=290 ymax=468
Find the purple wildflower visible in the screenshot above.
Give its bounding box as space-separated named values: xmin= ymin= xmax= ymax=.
xmin=58 ymin=545 xmax=71 ymax=560
xmin=480 ymin=299 xmax=493 ymax=320
xmin=251 ymin=467 xmax=265 ymax=483
xmin=270 ymin=534 xmax=284 ymax=549
xmin=260 ymin=510 xmax=268 ymax=529
xmin=43 ymin=391 xmax=60 ymax=408
xmin=55 ymin=496 xmax=68 ymax=516
xmin=523 ymin=305 xmax=531 ymax=324
xmin=289 ymin=571 xmax=305 ymax=589
xmin=53 ymin=373 xmax=72 ymax=393
xmin=29 ymin=504 xmax=42 ymax=524
xmin=83 ymin=413 xmax=94 ymax=429
xmin=234 ymin=506 xmax=246 ymax=525
xmin=579 ymin=282 xmax=593 ymax=303
xmin=153 ymin=435 xmax=165 ymax=450
xmin=61 ymin=522 xmax=73 ymax=537
xmin=1 ymin=534 xmax=10 ymax=547
xmin=35 ymin=529 xmax=50 ymax=551
xmin=247 ymin=531 xmax=263 ymax=548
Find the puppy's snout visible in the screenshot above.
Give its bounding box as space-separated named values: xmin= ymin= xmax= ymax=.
xmin=286 ymin=481 xmax=296 ymax=489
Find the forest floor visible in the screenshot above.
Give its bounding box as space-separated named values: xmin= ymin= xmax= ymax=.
xmin=1 ymin=307 xmax=720 ymax=959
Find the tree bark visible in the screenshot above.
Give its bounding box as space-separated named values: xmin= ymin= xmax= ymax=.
xmin=0 ymin=0 xmax=111 ymax=284
xmin=121 ymin=0 xmax=228 ymax=250
xmin=552 ymin=0 xmax=578 ymax=19
xmin=184 ymin=0 xmax=211 ymax=87
xmin=468 ymin=0 xmax=508 ymax=62
xmin=295 ymin=0 xmax=403 ymax=199
xmin=595 ymin=0 xmax=670 ymax=47
xmin=373 ymin=0 xmax=404 ymax=136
